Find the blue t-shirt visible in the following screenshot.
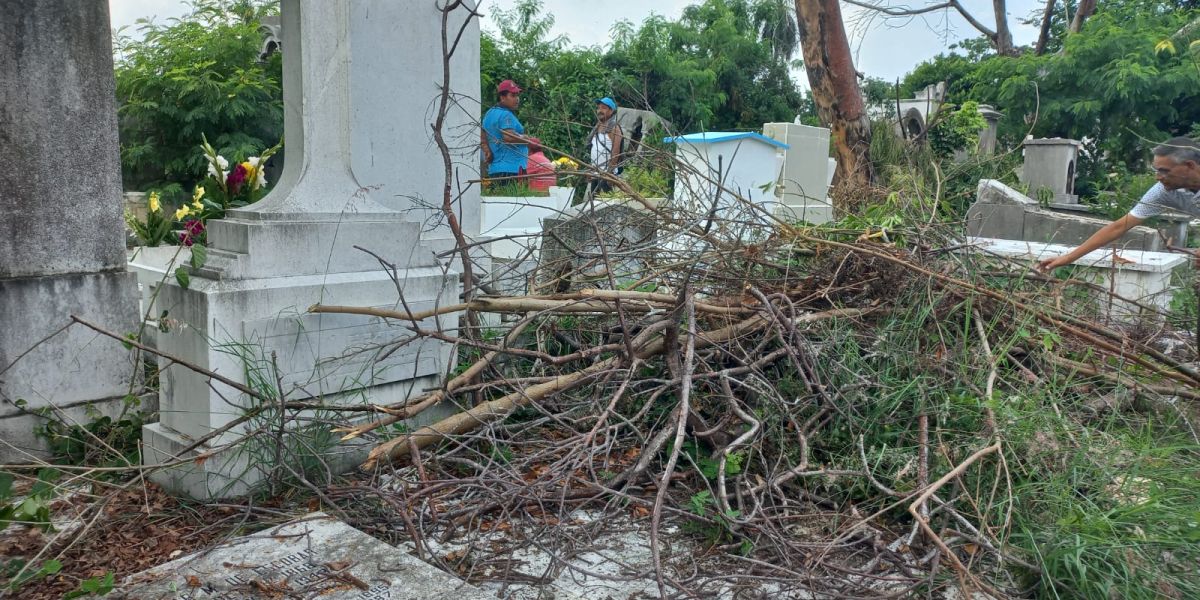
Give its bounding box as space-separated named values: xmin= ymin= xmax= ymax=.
xmin=482 ymin=105 xmax=528 ymax=175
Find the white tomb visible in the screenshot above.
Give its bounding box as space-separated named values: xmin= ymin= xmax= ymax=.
xmin=967 ymin=237 xmax=1188 ymax=319
xmin=141 ymin=0 xmax=480 ymax=499
xmin=665 ymin=131 xmax=787 ymax=223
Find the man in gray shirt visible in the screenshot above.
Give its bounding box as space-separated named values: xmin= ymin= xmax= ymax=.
xmin=1037 ymin=136 xmax=1200 ymax=272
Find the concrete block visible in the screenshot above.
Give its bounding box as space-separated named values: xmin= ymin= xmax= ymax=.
xmin=150 ymin=268 xmax=457 ymax=444
xmin=976 ymin=180 xmax=1037 ymax=207
xmin=143 ymin=384 xmax=455 ymax=500
xmin=965 ymin=203 xmax=1025 ymax=239
xmin=967 ymin=237 xmax=1187 ymax=319
xmin=0 ymin=271 xmax=140 ymax=463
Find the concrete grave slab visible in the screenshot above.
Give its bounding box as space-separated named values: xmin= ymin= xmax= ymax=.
xmin=119 ymin=513 xmax=491 ymax=599
xmin=966 ymin=236 xmax=1188 ymax=319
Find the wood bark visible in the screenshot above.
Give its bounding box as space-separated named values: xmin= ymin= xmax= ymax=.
xmin=794 ymin=0 xmax=873 ymax=200
xmin=1033 ymin=0 xmax=1056 ymax=55
xmin=991 ymin=0 xmax=1015 ymax=55
xmin=1068 ymin=0 xmax=1096 ymax=33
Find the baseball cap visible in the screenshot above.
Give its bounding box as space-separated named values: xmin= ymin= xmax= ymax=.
xmin=596 ymin=97 xmax=617 ymax=111
xmin=498 ymin=80 xmax=522 ymax=94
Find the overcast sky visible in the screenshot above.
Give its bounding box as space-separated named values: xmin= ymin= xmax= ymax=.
xmin=108 ymin=0 xmax=1044 ymax=82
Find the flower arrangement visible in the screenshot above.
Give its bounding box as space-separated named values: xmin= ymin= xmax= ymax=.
xmin=199 ymin=134 xmax=280 ymax=217
xmin=552 ymin=156 xmax=581 ymax=188
xmin=125 ymin=135 xmax=281 ymax=249
xmin=125 ymin=191 xmax=175 ymax=247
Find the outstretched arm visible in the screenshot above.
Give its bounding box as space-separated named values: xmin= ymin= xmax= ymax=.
xmin=1035 ymin=214 xmax=1144 ymax=272
xmin=480 ymin=128 xmax=492 ymax=165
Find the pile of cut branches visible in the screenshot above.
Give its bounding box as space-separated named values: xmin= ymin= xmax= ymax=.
xmin=315 ymin=185 xmax=1200 ymax=598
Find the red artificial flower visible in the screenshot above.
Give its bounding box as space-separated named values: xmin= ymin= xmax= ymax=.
xmin=226 ymin=163 xmax=248 ymax=195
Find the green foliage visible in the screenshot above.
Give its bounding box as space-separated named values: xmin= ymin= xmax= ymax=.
xmin=64 ymin=571 xmax=115 ymax=598
xmin=0 ymin=468 xmax=61 ymax=533
xmin=32 ymin=396 xmax=145 ymax=470
xmin=4 ymin=559 xmax=62 ymax=593
xmin=115 ymin=0 xmax=282 ymax=203
xmin=597 ymin=165 xmax=671 ymax=199
xmin=900 ymin=5 xmax=1200 ymax=192
xmin=927 ymin=101 xmax=988 ymax=159
xmin=481 ymin=180 xmax=548 ymax=197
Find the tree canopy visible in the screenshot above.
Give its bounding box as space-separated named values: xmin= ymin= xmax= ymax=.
xmin=481 ymin=0 xmax=810 ymax=158
xmin=114 ymin=0 xmax=281 ymax=202
xmin=897 ymin=1 xmax=1200 ymax=192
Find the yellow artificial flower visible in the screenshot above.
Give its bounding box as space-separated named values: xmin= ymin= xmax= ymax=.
xmin=175 ymin=205 xmax=191 ymax=220
xmin=191 ymin=186 xmax=204 ymax=210
xmin=148 ymin=192 xmax=161 ymax=213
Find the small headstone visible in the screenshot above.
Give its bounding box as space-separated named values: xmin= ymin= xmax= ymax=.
xmin=119 ymin=513 xmax=490 ymax=600
xmin=538 ymin=202 xmax=658 ymax=292
xmin=1020 ymin=138 xmax=1082 ymax=205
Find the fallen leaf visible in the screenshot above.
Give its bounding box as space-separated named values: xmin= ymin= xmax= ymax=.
xmin=186 ymin=575 xmax=203 ymax=588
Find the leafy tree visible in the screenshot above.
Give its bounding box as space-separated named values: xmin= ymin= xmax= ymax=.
xmin=114 ymin=0 xmax=282 ymax=202
xmin=481 ymin=0 xmax=809 ymax=158
xmin=898 ymin=2 xmax=1200 ymax=194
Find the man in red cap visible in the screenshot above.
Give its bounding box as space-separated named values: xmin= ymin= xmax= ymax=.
xmin=481 ymin=79 xmax=529 ymax=184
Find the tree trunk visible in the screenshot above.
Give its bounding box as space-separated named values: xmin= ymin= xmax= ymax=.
xmin=1068 ymin=0 xmax=1095 ymax=33
xmin=793 ymin=0 xmax=873 ymax=200
xmin=991 ymin=0 xmax=1015 ymax=55
xmin=1033 ymin=0 xmax=1055 ymax=55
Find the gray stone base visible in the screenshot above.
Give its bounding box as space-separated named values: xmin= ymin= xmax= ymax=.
xmin=119 ymin=512 xmax=491 ymax=599
xmin=0 ymin=270 xmax=139 ymax=463
xmin=143 ymin=375 xmax=457 ymax=500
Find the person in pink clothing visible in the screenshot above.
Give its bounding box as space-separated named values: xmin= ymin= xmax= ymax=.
xmin=524 ymin=137 xmax=557 ymax=192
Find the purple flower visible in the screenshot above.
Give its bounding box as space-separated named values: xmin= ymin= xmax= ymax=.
xmin=184 ymin=219 xmax=205 ymax=236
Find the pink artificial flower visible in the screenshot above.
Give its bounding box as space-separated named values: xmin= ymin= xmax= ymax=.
xmin=184 ymin=219 xmax=205 ymax=236
xmin=179 ymin=231 xmax=194 ymax=247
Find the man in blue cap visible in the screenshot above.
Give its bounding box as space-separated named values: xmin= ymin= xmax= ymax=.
xmin=481 ymin=79 xmax=529 ymax=184
xmin=587 ymin=97 xmax=624 ymax=193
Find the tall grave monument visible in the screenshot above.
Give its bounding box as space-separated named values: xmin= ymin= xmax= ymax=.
xmin=0 ymin=3 xmax=141 ymax=462
xmin=141 ymin=0 xmax=482 ymax=498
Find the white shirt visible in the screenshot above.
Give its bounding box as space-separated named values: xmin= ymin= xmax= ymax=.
xmin=1129 ymin=182 xmax=1200 ymax=219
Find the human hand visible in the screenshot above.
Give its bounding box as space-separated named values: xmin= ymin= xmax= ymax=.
xmin=1035 ymin=255 xmax=1071 ymax=273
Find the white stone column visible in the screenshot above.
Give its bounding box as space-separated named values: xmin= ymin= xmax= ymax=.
xmin=143 ymin=0 xmax=481 ymax=499
xmin=0 ymin=2 xmax=141 ymax=462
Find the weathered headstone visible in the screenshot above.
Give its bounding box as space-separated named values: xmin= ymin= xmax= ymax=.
xmin=763 ymin=122 xmax=835 ymax=224
xmin=538 ymin=202 xmax=659 ymax=293
xmin=141 ymin=0 xmax=481 ymax=499
xmin=1021 ymin=138 xmax=1082 ymax=205
xmin=119 ymin=513 xmax=491 ymax=599
xmin=0 ymin=2 xmax=141 ymax=462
